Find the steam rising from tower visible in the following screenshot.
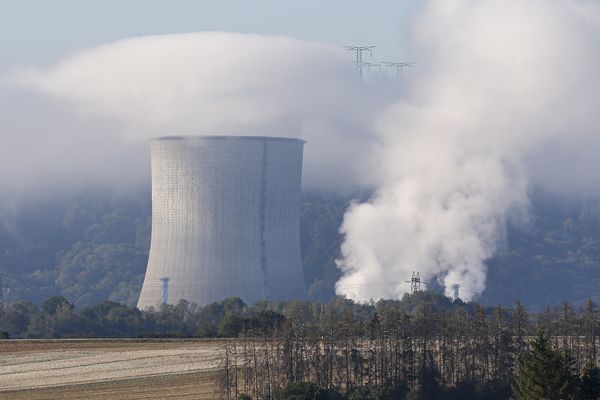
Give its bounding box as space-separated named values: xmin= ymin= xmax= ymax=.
xmin=137 ymin=136 xmax=306 ymax=309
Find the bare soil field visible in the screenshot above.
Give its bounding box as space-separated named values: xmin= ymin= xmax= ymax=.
xmin=0 ymin=339 xmax=224 ymax=400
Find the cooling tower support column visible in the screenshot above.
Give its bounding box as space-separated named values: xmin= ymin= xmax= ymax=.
xmin=137 ymin=136 xmax=307 ymax=309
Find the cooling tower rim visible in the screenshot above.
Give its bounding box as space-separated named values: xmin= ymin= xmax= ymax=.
xmin=152 ymin=135 xmax=306 ymax=143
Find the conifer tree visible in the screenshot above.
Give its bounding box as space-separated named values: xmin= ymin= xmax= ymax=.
xmin=579 ymin=363 xmax=600 ymax=400
xmin=512 ymin=333 xmax=577 ymax=400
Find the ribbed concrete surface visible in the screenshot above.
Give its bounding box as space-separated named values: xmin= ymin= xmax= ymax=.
xmin=137 ymin=136 xmax=306 ymax=309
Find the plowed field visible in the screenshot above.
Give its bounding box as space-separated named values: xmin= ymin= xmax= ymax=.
xmin=0 ymin=339 xmax=223 ymax=400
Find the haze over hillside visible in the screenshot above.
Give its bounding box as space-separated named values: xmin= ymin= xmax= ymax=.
xmin=1 ymin=188 xmax=599 ymax=311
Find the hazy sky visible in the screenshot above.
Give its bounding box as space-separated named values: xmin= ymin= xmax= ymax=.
xmin=0 ymin=0 xmax=416 ymax=73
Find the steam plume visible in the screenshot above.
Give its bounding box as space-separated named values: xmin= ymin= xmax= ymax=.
xmin=336 ymin=0 xmax=600 ymax=301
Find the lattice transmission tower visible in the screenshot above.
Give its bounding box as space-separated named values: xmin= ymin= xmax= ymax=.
xmin=382 ymin=61 xmax=414 ymax=78
xmin=346 ymin=45 xmax=376 ymax=78
xmin=406 ymin=271 xmax=423 ymax=294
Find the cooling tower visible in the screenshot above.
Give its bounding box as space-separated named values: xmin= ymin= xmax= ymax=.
xmin=137 ymin=136 xmax=306 ymax=309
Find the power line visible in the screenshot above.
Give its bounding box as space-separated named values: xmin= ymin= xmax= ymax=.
xmin=1 ymin=292 xmax=83 ymax=337
xmin=382 ymin=61 xmax=414 ymax=78
xmin=3 ymin=275 xmax=130 ymax=337
xmin=9 ymin=294 xmax=74 ymax=337
xmin=361 ymin=61 xmax=382 ymax=74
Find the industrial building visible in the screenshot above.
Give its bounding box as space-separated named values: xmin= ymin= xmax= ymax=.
xmin=137 ymin=135 xmax=306 ymax=309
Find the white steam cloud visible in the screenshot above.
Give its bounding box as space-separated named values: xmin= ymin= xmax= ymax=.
xmin=7 ymin=32 xmax=387 ymax=191
xmin=336 ymin=0 xmax=600 ymax=301
xmin=4 ymin=1 xmax=600 ymax=302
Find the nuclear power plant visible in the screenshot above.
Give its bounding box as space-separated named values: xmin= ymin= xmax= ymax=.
xmin=137 ymin=135 xmax=307 ymax=309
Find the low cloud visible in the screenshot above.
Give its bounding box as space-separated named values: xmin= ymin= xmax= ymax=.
xmin=8 ymin=32 xmax=389 ymax=192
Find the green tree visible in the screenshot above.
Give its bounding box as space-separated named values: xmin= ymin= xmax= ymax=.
xmin=347 ymin=385 xmax=388 ymax=400
xmin=5 ymin=301 xmax=36 ymax=336
xmin=512 ymin=333 xmax=578 ymax=400
xmin=42 ymin=296 xmax=74 ymax=315
xmin=579 ymin=363 xmax=600 ymax=400
xmin=218 ymin=314 xmax=244 ymax=337
xmin=417 ymin=353 xmax=443 ymax=400
xmin=273 ymin=382 xmax=342 ymax=400
xmin=249 ymin=310 xmax=286 ymax=333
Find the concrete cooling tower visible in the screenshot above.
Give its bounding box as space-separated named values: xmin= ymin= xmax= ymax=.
xmin=137 ymin=136 xmax=307 ymax=309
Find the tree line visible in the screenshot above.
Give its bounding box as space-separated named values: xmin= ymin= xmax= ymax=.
xmin=0 ymin=295 xmax=287 ymax=338
xmin=217 ymin=292 xmax=600 ymax=400
xmin=3 ymin=291 xmax=600 ymax=398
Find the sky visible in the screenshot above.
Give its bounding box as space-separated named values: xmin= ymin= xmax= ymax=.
xmin=0 ymin=0 xmax=416 ymax=73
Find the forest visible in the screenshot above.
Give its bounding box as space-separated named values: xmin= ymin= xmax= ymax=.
xmin=2 ymin=292 xmax=600 ymax=398
xmin=2 ymin=187 xmax=600 ymax=311
xmin=218 ymin=295 xmax=600 ymax=400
